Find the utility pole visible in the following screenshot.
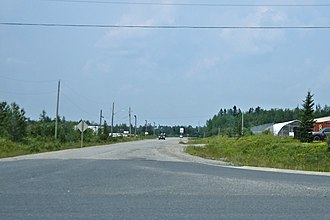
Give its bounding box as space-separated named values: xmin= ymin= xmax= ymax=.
xmin=153 ymin=122 xmax=156 ymax=136
xmin=99 ymin=109 xmax=103 ymax=134
xmin=241 ymin=111 xmax=244 ymax=136
xmin=129 ymin=107 xmax=132 ymax=136
xmin=134 ymin=115 xmax=137 ymax=136
xmin=111 ymin=102 xmax=115 ymax=136
xmin=55 ymin=80 xmax=60 ymax=140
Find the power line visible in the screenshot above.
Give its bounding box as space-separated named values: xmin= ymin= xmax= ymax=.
xmin=0 ymin=74 xmax=57 ymax=83
xmin=61 ymin=92 xmax=99 ymax=118
xmin=43 ymin=0 xmax=330 ymax=7
xmin=61 ymin=81 xmax=109 ymax=106
xmin=1 ymin=22 xmax=330 ymax=29
xmin=0 ymin=89 xmax=56 ymax=96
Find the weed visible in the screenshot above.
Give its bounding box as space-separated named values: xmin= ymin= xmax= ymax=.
xmin=187 ymin=134 xmax=330 ymax=172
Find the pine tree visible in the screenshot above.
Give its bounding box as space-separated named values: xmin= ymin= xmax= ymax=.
xmin=0 ymin=102 xmax=9 ymax=137
xmin=299 ymin=91 xmax=315 ymax=143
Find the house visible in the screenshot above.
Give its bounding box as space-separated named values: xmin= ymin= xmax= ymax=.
xmin=313 ymin=116 xmax=330 ymax=131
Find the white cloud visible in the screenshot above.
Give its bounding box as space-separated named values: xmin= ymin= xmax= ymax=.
xmin=6 ymin=57 xmax=29 ymax=66
xmin=96 ymin=2 xmax=176 ymax=49
xmin=219 ymin=6 xmax=287 ymax=54
xmin=185 ymin=56 xmax=220 ymax=80
xmin=82 ymin=59 xmax=112 ymax=75
xmin=320 ymin=66 xmax=330 ymax=85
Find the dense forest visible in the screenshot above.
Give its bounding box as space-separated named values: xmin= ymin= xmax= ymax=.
xmin=205 ymin=105 xmax=330 ymax=137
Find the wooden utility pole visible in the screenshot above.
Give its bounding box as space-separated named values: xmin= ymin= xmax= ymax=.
xmin=55 ymin=80 xmax=60 ymax=140
xmin=241 ymin=112 xmax=244 ymax=136
xmin=129 ymin=107 xmax=132 ymax=135
xmin=134 ymin=115 xmax=137 ymax=136
xmin=99 ymin=109 xmax=103 ymax=134
xmin=111 ymin=102 xmax=115 ymax=136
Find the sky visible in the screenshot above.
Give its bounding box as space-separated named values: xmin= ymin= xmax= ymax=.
xmin=1 ymin=0 xmax=330 ymax=127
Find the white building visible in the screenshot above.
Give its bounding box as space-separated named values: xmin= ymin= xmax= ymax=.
xmin=251 ymin=120 xmax=301 ymax=137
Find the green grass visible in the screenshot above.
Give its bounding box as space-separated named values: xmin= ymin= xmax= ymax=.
xmin=0 ymin=136 xmax=148 ymax=159
xmin=186 ymin=134 xmax=330 ymax=172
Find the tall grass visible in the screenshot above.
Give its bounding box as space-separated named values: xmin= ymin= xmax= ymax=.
xmin=186 ymin=134 xmax=330 ymax=172
xmin=0 ymin=136 xmax=143 ymax=158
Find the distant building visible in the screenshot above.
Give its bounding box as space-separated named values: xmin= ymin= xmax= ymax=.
xmin=251 ymin=120 xmax=301 ymax=137
xmin=74 ymin=124 xmax=100 ymax=134
xmin=251 ymin=116 xmax=330 ymax=137
xmin=251 ymin=123 xmax=274 ymax=135
xmin=313 ymin=116 xmax=330 ymax=132
xmin=88 ymin=125 xmax=100 ymax=133
xmin=272 ymin=120 xmax=301 ymax=137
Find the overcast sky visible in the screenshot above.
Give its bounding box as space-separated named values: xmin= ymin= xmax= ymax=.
xmin=1 ymin=0 xmax=329 ymax=126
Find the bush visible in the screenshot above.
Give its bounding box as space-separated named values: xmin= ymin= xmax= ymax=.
xmin=26 ymin=137 xmax=61 ymax=153
xmin=186 ymin=134 xmax=330 ymax=171
xmin=327 ymin=136 xmax=330 ymax=151
xmin=0 ymin=138 xmax=16 ymax=153
xmin=0 ymin=137 xmax=28 ymax=157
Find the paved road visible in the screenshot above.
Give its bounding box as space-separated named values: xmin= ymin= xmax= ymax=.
xmin=1 ymin=138 xmax=330 ymax=219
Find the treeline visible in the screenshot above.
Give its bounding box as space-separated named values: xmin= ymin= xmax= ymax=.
xmin=0 ymin=102 xmax=27 ymax=142
xmin=206 ymin=105 xmax=330 ymax=137
xmin=0 ymin=101 xmax=201 ymax=146
xmin=0 ymin=102 xmax=90 ymax=144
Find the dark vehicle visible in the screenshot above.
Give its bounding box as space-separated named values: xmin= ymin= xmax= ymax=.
xmin=158 ymin=133 xmax=166 ymax=140
xmin=312 ymin=127 xmax=330 ymax=141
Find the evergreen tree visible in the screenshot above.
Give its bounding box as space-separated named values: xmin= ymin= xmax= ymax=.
xmin=0 ymin=102 xmax=9 ymax=137
xmin=0 ymin=102 xmax=27 ymax=141
xmin=299 ymin=91 xmax=315 ymax=143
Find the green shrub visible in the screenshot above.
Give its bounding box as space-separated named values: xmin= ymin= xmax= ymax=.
xmin=186 ymin=134 xmax=330 ymax=172
xmin=0 ymin=138 xmax=16 ymax=153
xmin=27 ymin=137 xmax=41 ymax=153
xmin=0 ymin=137 xmax=28 ymax=157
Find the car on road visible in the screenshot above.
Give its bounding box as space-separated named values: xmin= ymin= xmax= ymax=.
xmin=158 ymin=133 xmax=166 ymax=140
xmin=312 ymin=127 xmax=330 ymax=141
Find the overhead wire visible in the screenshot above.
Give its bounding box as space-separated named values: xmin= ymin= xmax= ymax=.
xmin=0 ymin=75 xmax=57 ymax=95
xmin=0 ymin=75 xmax=100 ymax=119
xmin=61 ymin=92 xmax=99 ymax=118
xmin=0 ymin=89 xmax=56 ymax=96
xmin=0 ymin=74 xmax=57 ymax=83
xmin=42 ymin=0 xmax=330 ymax=7
xmin=61 ymin=80 xmax=110 ymax=106
xmin=1 ymin=22 xmax=330 ymax=29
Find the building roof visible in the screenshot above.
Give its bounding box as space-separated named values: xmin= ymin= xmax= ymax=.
xmin=250 ymin=123 xmax=274 ymax=134
xmin=272 ymin=120 xmax=300 ymax=136
xmin=315 ymin=116 xmax=330 ymax=123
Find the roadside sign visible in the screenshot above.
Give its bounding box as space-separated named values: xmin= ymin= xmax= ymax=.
xmin=77 ymin=120 xmax=88 ymax=148
xmin=77 ymin=121 xmax=89 ymax=132
xmin=180 ymin=127 xmax=184 ymax=134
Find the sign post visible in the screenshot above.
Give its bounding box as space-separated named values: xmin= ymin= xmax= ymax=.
xmin=180 ymin=127 xmax=184 ymax=139
xmin=77 ymin=120 xmax=88 ymax=148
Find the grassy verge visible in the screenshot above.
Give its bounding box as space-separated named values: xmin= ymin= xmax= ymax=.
xmin=0 ymin=136 xmax=150 ymax=159
xmin=186 ymin=134 xmax=330 ymax=172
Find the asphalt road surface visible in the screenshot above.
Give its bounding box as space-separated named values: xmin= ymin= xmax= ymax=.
xmin=1 ymin=138 xmax=330 ymax=220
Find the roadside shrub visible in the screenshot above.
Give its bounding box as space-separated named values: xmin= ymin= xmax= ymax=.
xmin=327 ymin=136 xmax=330 ymax=151
xmin=0 ymin=137 xmax=28 ymax=157
xmin=186 ymin=134 xmax=330 ymax=172
xmin=26 ymin=137 xmax=61 ymax=153
xmin=0 ymin=138 xmax=16 ymax=153
xmin=262 ymin=130 xmax=273 ymax=135
xmin=28 ymin=138 xmax=41 ymax=153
